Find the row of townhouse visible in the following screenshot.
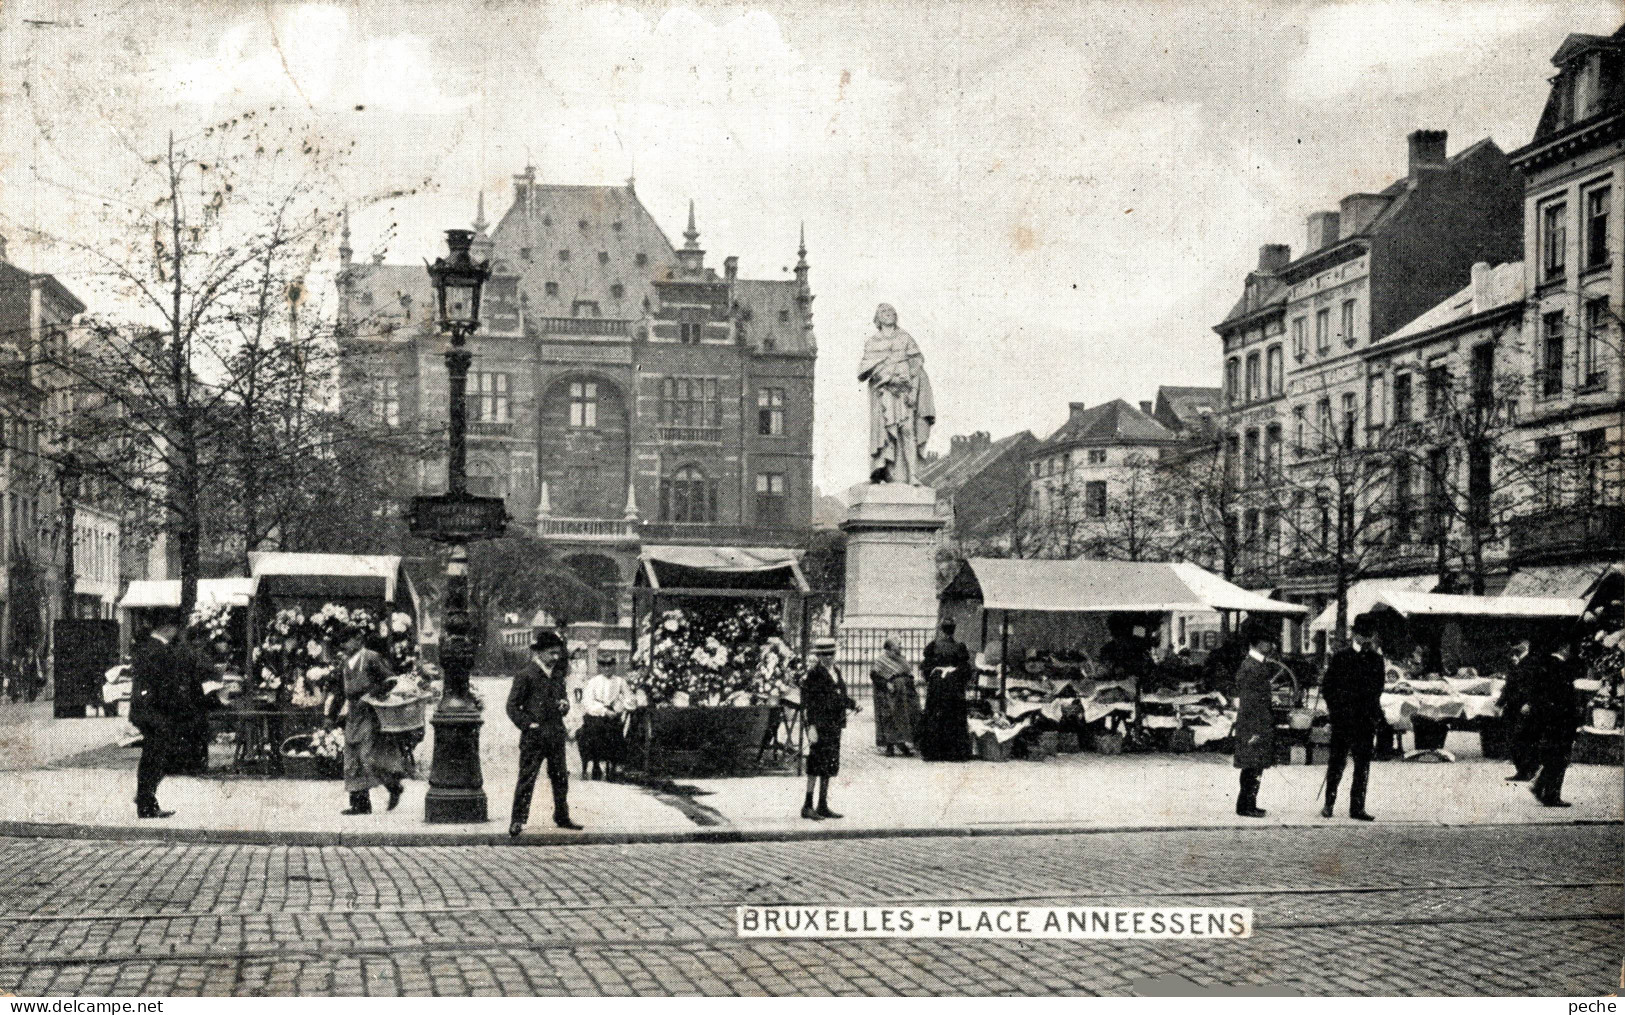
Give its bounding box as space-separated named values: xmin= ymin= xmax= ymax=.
xmin=1215 ymin=26 xmax=1625 ymax=648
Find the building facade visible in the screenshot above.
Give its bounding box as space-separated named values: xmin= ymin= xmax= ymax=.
xmin=1216 ymin=128 xmax=1524 ymax=625
xmin=916 ymin=429 xmax=1039 ymax=557
xmin=337 ymin=173 xmax=816 ymax=626
xmin=1506 ymin=26 xmax=1625 ymax=574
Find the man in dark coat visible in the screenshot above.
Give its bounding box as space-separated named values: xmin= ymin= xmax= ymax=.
xmin=507 ymin=629 xmax=580 ymax=836
xmin=1231 ymin=617 xmax=1279 ymax=818
xmin=1319 ymin=613 xmax=1384 ymax=821
xmin=1527 ymin=634 xmax=1584 ymax=808
xmin=1497 ymin=638 xmax=1539 ymax=782
xmin=918 ymin=619 xmax=973 ymax=762
xmin=332 ymin=629 xmax=408 ymax=816
xmin=801 ymin=637 xmax=858 ymax=820
xmin=128 ymin=617 xmax=207 ymax=819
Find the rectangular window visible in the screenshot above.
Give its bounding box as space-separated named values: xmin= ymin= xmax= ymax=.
xmin=1292 ymin=317 xmax=1307 ymax=359
xmin=1341 ymin=392 xmax=1357 ymax=447
xmin=470 ymin=372 xmax=510 ymax=424
xmin=1088 ymin=449 xmax=1108 ymax=465
xmin=1542 ymin=312 xmax=1566 ymax=397
xmin=1366 ymin=372 xmax=1386 ymax=429
xmin=1341 ymin=299 xmax=1357 ymax=346
xmin=755 ymin=472 xmax=787 ymax=524
xmin=1537 ymin=436 xmax=1563 ymax=509
xmin=1586 ymin=185 xmax=1611 ymax=269
xmin=1393 ymin=373 xmax=1413 ymax=423
xmin=1243 ymin=429 xmax=1259 ymax=481
xmin=1244 ymin=353 xmax=1260 ymax=402
xmin=569 ymin=381 xmax=598 ymax=428
xmin=1225 ymin=358 xmax=1240 ymax=405
xmin=1423 ymin=449 xmax=1449 ymax=542
xmin=1084 ymin=480 xmax=1107 ymax=519
xmin=1224 ymin=434 xmax=1240 ymax=486
xmin=1293 ymin=406 xmax=1306 ymax=457
xmin=1468 ymin=445 xmax=1492 ymax=528
xmin=1265 ymin=345 xmax=1283 ymax=398
xmin=1583 ymin=297 xmax=1608 ymax=387
xmin=679 ymin=322 xmax=702 ymax=344
xmin=1392 ymin=457 xmax=1413 ymax=544
xmin=1471 ymin=343 xmax=1495 ymax=407
xmin=660 ymin=470 xmax=719 ymax=523
xmin=659 ymin=377 xmax=721 ymax=427
xmin=1264 ymin=424 xmax=1282 ymax=478
xmin=1316 ymin=398 xmax=1333 ymax=451
xmin=370 ymin=377 xmax=400 ymax=428
xmin=1542 ymin=200 xmax=1568 ymax=282
xmin=757 ymin=387 xmax=785 ymax=436
xmin=1425 ymin=362 xmax=1450 ymax=417
xmin=1315 ymin=308 xmax=1330 ymax=353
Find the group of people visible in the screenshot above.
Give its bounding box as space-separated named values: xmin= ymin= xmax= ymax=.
xmin=1229 ymin=613 xmax=1586 ymax=819
xmin=868 ymin=620 xmax=978 ymax=762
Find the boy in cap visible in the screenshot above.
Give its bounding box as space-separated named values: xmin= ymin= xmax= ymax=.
xmin=801 ymin=637 xmax=858 ymax=819
xmin=507 ymin=629 xmax=582 ymax=835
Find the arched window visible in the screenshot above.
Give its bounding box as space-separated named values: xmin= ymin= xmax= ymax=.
xmin=660 ymin=465 xmax=717 ymax=523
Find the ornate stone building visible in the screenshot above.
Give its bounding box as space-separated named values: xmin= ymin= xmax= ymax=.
xmin=337 ymin=172 xmax=816 ymax=624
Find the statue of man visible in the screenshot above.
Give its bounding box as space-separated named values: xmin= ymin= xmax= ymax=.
xmin=857 ymin=303 xmax=935 ymax=484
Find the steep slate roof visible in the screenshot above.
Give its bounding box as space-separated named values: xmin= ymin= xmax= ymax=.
xmin=1153 ymin=385 xmax=1221 ymax=434
xmin=1218 ymin=273 xmax=1286 ymax=326
xmin=1384 ymin=261 xmax=1525 ymax=344
xmin=1037 ymin=399 xmax=1178 ymax=451
xmin=490 ymin=183 xmax=677 ymax=322
xmin=338 ymin=262 xmax=438 ymax=337
xmin=730 ymin=278 xmax=814 ymax=355
xmin=917 ymin=430 xmax=1037 ymax=493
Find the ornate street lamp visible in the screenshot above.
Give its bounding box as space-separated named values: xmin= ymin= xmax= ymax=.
xmin=57 ymin=453 xmax=81 ymax=619
xmin=420 ymin=229 xmax=498 ymax=824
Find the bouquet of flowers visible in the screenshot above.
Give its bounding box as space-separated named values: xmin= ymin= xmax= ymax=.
xmin=629 ymin=600 xmax=794 ymax=706
xmin=187 ymin=601 xmax=233 ymax=644
xmin=308 ymin=727 xmax=345 ymax=760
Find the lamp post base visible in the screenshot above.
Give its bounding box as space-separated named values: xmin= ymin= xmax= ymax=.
xmin=424 ymin=700 xmax=488 ymax=824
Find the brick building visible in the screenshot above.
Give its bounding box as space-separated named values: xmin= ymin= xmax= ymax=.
xmin=337 ymin=172 xmax=816 ymax=625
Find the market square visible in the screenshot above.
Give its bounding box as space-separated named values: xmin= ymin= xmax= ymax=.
xmin=1 ymin=0 xmax=1624 ymax=1000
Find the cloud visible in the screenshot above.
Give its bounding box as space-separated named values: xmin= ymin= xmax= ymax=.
xmin=1286 ymin=1 xmax=1549 ymax=100
xmin=149 ymin=3 xmax=471 ymax=114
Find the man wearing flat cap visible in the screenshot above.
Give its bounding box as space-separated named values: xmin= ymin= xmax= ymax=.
xmin=507 ymin=629 xmax=582 ymax=836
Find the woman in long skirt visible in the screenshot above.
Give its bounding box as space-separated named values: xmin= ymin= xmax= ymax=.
xmin=869 ymin=639 xmax=921 ymax=756
xmin=578 ymin=651 xmax=630 ymax=780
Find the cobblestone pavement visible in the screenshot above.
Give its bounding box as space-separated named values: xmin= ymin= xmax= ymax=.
xmin=0 ymin=823 xmax=1618 ymax=996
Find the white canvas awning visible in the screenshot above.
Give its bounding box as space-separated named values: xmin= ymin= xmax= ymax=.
xmin=117 ymin=577 xmax=256 ymax=611
xmin=1310 ymin=587 xmax=1584 ymax=632
xmin=638 ymin=545 xmax=808 ymax=592
xmin=946 ymin=559 xmax=1307 ymax=615
xmin=247 ymin=552 xmax=402 ymax=601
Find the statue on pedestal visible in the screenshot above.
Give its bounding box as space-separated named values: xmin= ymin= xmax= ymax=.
xmin=857 ymin=303 xmax=935 ymax=484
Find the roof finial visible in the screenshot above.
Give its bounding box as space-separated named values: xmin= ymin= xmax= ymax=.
xmin=684 ymin=199 xmax=700 ymax=249
xmin=627 ymin=155 xmax=636 ymax=194
xmin=473 ymin=190 xmax=488 ymax=234
xmin=339 ymin=207 xmax=352 ymax=266
xmin=796 ymin=221 xmax=807 ymax=268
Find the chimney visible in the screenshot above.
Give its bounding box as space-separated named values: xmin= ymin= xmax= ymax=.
xmin=1470 ymin=261 xmax=1494 ymax=315
xmin=1139 ymin=401 xmax=1154 ymax=416
xmin=1068 ymin=401 xmax=1088 ymax=423
xmin=1408 ymin=129 xmax=1448 ymax=177
xmin=1257 ymin=244 xmax=1291 ymax=273
xmin=1307 ymin=211 xmax=1341 ymax=250
xmin=971 ymin=431 xmax=990 ymax=449
xmin=1339 ymin=194 xmax=1390 ymax=238
xmin=723 ymin=255 xmax=738 ymax=282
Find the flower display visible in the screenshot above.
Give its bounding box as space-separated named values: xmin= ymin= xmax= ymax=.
xmin=629 ymin=600 xmax=805 ymax=706
xmin=187 ymin=601 xmax=234 ymax=644
xmin=251 ymin=604 xmax=421 ymax=707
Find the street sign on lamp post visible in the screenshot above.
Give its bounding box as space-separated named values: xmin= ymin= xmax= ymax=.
xmin=422 ymin=229 xmax=494 ymax=825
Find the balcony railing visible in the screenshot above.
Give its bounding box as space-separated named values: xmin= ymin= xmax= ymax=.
xmin=537 ymin=517 xmax=639 ymax=542
xmin=1507 ymin=504 xmax=1625 ymax=561
xmin=533 ymin=317 xmax=630 ymax=337
xmin=638 ymin=522 xmax=808 ymax=546
xmin=656 ymin=425 xmax=723 ymax=443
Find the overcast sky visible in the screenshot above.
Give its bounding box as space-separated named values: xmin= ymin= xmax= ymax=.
xmin=3 ymin=0 xmax=1619 ymax=497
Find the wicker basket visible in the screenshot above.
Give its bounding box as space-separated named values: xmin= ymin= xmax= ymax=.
xmin=1093 ymin=732 xmax=1125 ymax=755
xmin=368 ymin=695 xmax=430 ymax=733
xmin=975 ymin=732 xmax=1015 ymax=762
xmin=1287 ymin=708 xmax=1314 ymax=730
xmin=279 ymin=735 xmax=341 ymax=780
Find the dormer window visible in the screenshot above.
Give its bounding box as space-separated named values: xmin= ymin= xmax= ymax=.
xmin=612 ymin=221 xmax=623 ymax=232
xmin=572 ymin=300 xmax=601 ymax=318
xmin=1575 ymin=52 xmax=1604 ymax=122
xmin=544 ymin=282 xmax=559 ymax=296
xmin=778 ymin=309 xmax=789 ymax=323
xmin=598 ymin=251 xmax=609 ymax=264
xmin=542 ymin=215 xmax=552 ymax=227
xmin=635 ymin=253 xmax=648 ymax=267
xmin=520 ymin=247 xmax=532 ymax=261
xmin=610 ymin=283 xmax=625 ymax=298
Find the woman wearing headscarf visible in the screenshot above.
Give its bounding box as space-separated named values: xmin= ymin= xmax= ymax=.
xmin=870 ymin=638 xmax=921 ymax=757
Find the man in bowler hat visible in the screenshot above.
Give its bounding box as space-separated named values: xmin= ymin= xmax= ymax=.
xmin=1231 ymin=617 xmax=1279 ymax=818
xmin=128 ymin=616 xmax=208 ymax=818
xmin=508 ymin=629 xmax=582 ymax=835
xmin=1319 ymin=612 xmax=1383 ymax=821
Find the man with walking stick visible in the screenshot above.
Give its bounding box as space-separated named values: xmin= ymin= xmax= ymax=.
xmin=1319 ymin=612 xmax=1384 ymax=822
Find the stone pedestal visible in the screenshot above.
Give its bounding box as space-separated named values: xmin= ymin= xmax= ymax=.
xmin=840 ymin=482 xmax=943 ymax=631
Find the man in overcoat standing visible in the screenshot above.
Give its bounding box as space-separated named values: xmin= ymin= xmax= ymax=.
xmin=128 ymin=616 xmax=207 ymax=819
xmin=1231 ymin=617 xmax=1279 ymax=818
xmin=508 ymin=629 xmax=582 ymax=836
xmin=1497 ymin=638 xmax=1538 ymax=782
xmin=1527 ymin=633 xmax=1584 ymax=808
xmin=1319 ymin=613 xmax=1384 ymax=821
xmin=801 ymin=637 xmax=858 ymax=820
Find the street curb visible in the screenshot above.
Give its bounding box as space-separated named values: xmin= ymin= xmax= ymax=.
xmin=0 ymin=816 xmax=1616 ymax=848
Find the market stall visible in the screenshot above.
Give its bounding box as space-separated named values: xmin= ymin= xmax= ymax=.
xmin=940 ymin=559 xmax=1307 ymax=757
xmin=627 ymin=545 xmax=815 ymax=776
